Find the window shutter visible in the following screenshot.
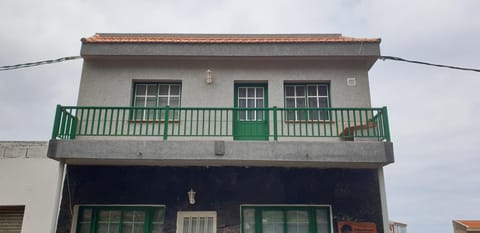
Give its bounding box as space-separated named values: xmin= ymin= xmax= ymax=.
xmin=0 ymin=206 xmax=25 ymax=233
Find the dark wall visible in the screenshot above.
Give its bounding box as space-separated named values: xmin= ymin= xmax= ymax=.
xmin=56 ymin=166 xmax=384 ymax=233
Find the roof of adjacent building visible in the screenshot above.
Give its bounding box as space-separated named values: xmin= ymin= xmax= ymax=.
xmin=453 ymin=220 xmax=480 ymax=230
xmin=82 ymin=33 xmax=381 ymax=44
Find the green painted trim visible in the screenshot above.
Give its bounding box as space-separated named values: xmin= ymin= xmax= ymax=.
xmin=76 ymin=205 xmax=165 ymax=233
xmin=233 ymin=83 xmax=269 ymax=140
xmin=240 ymin=205 xmax=332 ymax=233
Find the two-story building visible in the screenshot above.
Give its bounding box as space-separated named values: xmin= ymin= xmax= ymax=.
xmin=48 ymin=33 xmax=394 ymax=233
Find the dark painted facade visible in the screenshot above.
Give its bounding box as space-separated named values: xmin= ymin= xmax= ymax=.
xmin=56 ymin=166 xmax=383 ymax=233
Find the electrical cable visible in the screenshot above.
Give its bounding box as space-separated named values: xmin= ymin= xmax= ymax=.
xmin=379 ymin=56 xmax=480 ymax=73
xmin=0 ymin=56 xmax=81 ymax=71
xmin=0 ymin=55 xmax=479 ymax=73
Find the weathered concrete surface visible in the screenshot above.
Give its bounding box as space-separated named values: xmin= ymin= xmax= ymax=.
xmin=48 ymin=139 xmax=393 ymax=168
xmin=0 ymin=141 xmax=48 ymax=158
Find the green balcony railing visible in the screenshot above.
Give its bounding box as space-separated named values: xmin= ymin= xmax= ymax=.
xmin=51 ymin=105 xmax=390 ymax=142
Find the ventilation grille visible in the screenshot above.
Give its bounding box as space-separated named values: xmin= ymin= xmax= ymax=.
xmin=0 ymin=206 xmax=25 ymax=233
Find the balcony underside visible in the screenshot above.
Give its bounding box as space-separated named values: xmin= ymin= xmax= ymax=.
xmin=48 ymin=139 xmax=394 ymax=168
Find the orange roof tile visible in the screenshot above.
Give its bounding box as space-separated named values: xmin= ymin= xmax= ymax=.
xmin=457 ymin=221 xmax=480 ymax=229
xmin=82 ymin=33 xmax=381 ymax=44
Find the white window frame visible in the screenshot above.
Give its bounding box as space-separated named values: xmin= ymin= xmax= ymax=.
xmin=284 ymin=84 xmax=330 ymax=121
xmin=133 ymin=82 xmax=182 ymax=120
xmin=176 ymin=211 xmax=217 ymax=233
xmin=237 ymin=87 xmax=265 ymax=121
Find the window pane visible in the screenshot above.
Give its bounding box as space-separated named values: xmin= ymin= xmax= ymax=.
xmin=136 ymin=85 xmax=146 ymax=95
xmin=98 ymin=210 xmax=121 ymax=233
xmin=243 ymin=209 xmax=255 ymax=233
xmin=256 ymin=99 xmax=264 ymax=108
xmin=147 ymin=97 xmax=156 ymax=107
xmin=247 ymin=88 xmax=255 ymax=97
xmin=296 ymin=98 xmax=306 ymax=108
xmin=78 ymin=208 xmax=92 ymax=233
xmin=207 ymin=217 xmax=213 ymax=233
xmin=239 ymin=88 xmax=246 ymax=97
xmin=285 ymin=86 xmax=295 ymax=96
xmin=158 ymin=97 xmax=168 ymax=107
xmin=318 ymin=98 xmax=328 ymax=108
xmin=318 ymin=85 xmax=328 ymax=96
xmin=170 ymin=85 xmax=180 ymax=95
xmin=170 ymin=97 xmax=180 ymax=107
xmin=262 ymin=211 xmax=283 ymax=233
xmin=295 ymin=86 xmax=305 ymax=96
xmin=239 ymin=99 xmax=246 ymax=108
xmin=286 ymin=98 xmax=295 ymax=108
xmin=287 ymin=211 xmax=309 ymax=233
xmin=152 ymin=209 xmax=165 ymax=233
xmin=308 ymin=98 xmax=318 ymax=108
xmin=256 ymin=88 xmax=263 ymax=97
xmin=147 ymin=84 xmax=157 ymax=96
xmin=247 ymin=99 xmax=255 ymax=108
xmin=159 ymin=85 xmax=169 ymax=95
xmin=307 ymin=86 xmax=317 ymax=96
xmin=183 ymin=217 xmax=190 ymax=233
xmin=316 ymin=209 xmax=329 ymax=233
xmin=135 ymin=97 xmax=145 ymax=107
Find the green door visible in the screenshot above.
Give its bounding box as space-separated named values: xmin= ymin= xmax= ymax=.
xmin=234 ymin=84 xmax=269 ymax=140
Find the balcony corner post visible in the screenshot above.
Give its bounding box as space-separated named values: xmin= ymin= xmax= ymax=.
xmin=51 ymin=104 xmax=62 ymax=140
xmin=382 ymin=106 xmax=391 ymax=142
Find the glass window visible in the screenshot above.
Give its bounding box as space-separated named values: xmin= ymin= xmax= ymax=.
xmin=237 ymin=87 xmax=265 ymax=121
xmin=133 ymin=83 xmax=181 ymax=120
xmin=284 ymin=84 xmax=330 ymax=121
xmin=241 ymin=206 xmax=331 ymax=233
xmin=76 ymin=206 xmax=165 ymax=233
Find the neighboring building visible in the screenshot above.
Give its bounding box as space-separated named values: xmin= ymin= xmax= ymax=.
xmin=48 ymin=33 xmax=394 ymax=233
xmin=0 ymin=142 xmax=63 ymax=233
xmin=453 ymin=220 xmax=480 ymax=233
xmin=389 ymin=221 xmax=407 ymax=233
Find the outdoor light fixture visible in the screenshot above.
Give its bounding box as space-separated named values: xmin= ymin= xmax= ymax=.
xmin=206 ymin=69 xmax=213 ymax=84
xmin=188 ymin=188 xmax=196 ymax=205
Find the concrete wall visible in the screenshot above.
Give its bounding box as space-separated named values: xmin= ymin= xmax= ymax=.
xmin=77 ymin=58 xmax=372 ymax=108
xmin=56 ymin=166 xmax=385 ymax=233
xmin=0 ymin=142 xmax=63 ymax=233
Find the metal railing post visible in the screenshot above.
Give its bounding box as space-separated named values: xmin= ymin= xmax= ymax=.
xmin=163 ymin=106 xmax=170 ymax=140
xmin=273 ymin=106 xmax=278 ymax=141
xmin=382 ymin=106 xmax=391 ymax=142
xmin=51 ymin=105 xmax=62 ymax=139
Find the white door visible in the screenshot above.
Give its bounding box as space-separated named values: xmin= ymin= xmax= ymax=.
xmin=176 ymin=211 xmax=216 ymax=233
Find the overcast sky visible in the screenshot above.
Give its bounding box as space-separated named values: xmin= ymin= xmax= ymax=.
xmin=1 ymin=0 xmax=479 ymax=233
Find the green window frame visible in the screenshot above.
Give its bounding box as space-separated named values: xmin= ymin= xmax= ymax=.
xmin=132 ymin=82 xmax=182 ymax=120
xmin=284 ymin=84 xmax=330 ymax=121
xmin=241 ymin=205 xmax=332 ymax=233
xmin=76 ymin=205 xmax=165 ymax=233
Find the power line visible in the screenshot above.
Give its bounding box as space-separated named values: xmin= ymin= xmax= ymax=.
xmin=380 ymin=56 xmax=480 ymax=73
xmin=0 ymin=56 xmax=81 ymax=71
xmin=0 ymin=55 xmax=479 ymax=73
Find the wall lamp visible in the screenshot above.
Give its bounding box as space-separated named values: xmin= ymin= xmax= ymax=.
xmin=188 ymin=188 xmax=196 ymax=205
xmin=206 ymin=69 xmax=213 ymax=84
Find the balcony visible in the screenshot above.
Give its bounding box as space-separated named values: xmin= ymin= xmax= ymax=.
xmin=48 ymin=105 xmax=393 ymax=167
xmin=52 ymin=105 xmax=390 ymax=141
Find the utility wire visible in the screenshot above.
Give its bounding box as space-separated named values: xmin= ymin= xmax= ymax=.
xmin=0 ymin=55 xmax=479 ymax=73
xmin=379 ymin=56 xmax=480 ymax=73
xmin=0 ymin=56 xmax=81 ymax=71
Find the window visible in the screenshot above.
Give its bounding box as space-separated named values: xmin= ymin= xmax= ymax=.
xmin=0 ymin=206 xmax=25 ymax=233
xmin=241 ymin=206 xmax=331 ymax=233
xmin=76 ymin=206 xmax=165 ymax=233
xmin=284 ymin=84 xmax=330 ymax=121
xmin=133 ymin=83 xmax=181 ymax=120
xmin=238 ymin=86 xmax=265 ymax=121
xmin=176 ymin=211 xmax=216 ymax=233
